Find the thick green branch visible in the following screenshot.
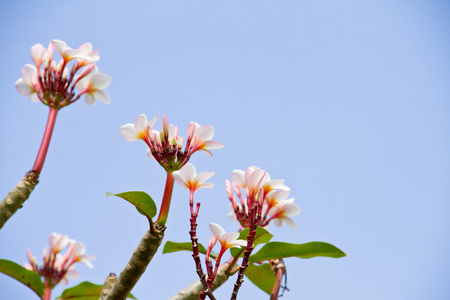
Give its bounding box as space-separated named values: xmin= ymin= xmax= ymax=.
xmin=0 ymin=171 xmax=39 ymax=229
xmin=168 ymin=263 xmax=231 ymax=300
xmin=99 ymin=273 xmax=117 ymax=300
xmin=103 ymin=225 xmax=165 ymax=300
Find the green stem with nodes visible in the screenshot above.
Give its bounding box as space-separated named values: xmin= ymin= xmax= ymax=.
xmin=0 ymin=171 xmax=39 ymax=229
xmin=0 ymin=107 xmax=58 ymax=229
xmin=168 ymin=263 xmax=232 ymax=300
xmin=156 ymin=171 xmax=175 ymax=227
xmin=99 ymin=273 xmax=117 ymax=300
xmin=103 ymin=224 xmax=165 ymax=300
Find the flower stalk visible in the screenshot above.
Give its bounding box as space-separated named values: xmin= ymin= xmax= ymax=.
xmin=32 ymin=107 xmax=58 ymax=174
xmin=155 ymin=171 xmax=175 ymax=227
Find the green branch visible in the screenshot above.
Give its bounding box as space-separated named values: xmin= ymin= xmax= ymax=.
xmin=103 ymin=225 xmax=165 ymax=300
xmin=0 ymin=171 xmax=39 ymax=229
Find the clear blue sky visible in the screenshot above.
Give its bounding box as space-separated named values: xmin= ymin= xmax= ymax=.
xmin=1 ymin=1 xmax=449 ymax=299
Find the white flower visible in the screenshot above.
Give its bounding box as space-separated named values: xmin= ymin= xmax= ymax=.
xmin=15 ymin=64 xmax=40 ymax=102
xmin=120 ymin=114 xmax=158 ymax=142
xmin=267 ymin=199 xmax=301 ymax=229
xmin=75 ymin=66 xmax=111 ymax=105
xmin=209 ymin=223 xmax=247 ymax=251
xmin=172 ymin=163 xmax=214 ymax=193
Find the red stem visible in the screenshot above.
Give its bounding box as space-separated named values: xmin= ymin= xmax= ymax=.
xmin=230 ymin=224 xmax=257 ymax=300
xmin=32 ymin=107 xmax=58 ymax=174
xmin=156 ymin=171 xmax=175 ymax=227
xmin=43 ymin=287 xmax=52 ymax=300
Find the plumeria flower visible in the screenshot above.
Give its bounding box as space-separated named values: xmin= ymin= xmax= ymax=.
xmin=172 ymin=163 xmax=214 ymax=193
xmin=70 ymin=240 xmax=95 ymax=268
xmin=208 ymin=223 xmax=247 ymax=260
xmin=267 ymin=199 xmax=301 ymax=229
xmin=51 ymin=39 xmax=93 ymax=63
xmin=75 ymin=66 xmax=111 ymax=105
xmin=24 ymin=233 xmax=94 ymax=290
xmin=49 ymin=232 xmax=70 ymax=254
xmin=16 ymin=39 xmax=110 ymax=109
xmin=30 ymin=43 xmax=47 ymax=69
xmin=186 ymin=122 xmax=224 ymax=156
xmin=120 ymin=114 xmax=158 ymax=142
xmin=15 ymin=64 xmax=39 ymax=102
xmin=121 ymin=114 xmax=223 ymax=172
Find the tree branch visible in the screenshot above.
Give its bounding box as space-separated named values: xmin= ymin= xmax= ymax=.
xmin=103 ymin=224 xmax=165 ymax=300
xmin=0 ymin=171 xmax=39 ymax=229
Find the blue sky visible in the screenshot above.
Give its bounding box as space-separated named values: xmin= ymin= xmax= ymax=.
xmin=1 ymin=1 xmax=449 ymax=299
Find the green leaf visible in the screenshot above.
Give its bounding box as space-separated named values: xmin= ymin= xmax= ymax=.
xmin=249 ymin=241 xmax=346 ymax=263
xmin=162 ymin=241 xmax=218 ymax=259
xmin=106 ymin=191 xmax=157 ymax=220
xmin=244 ymin=263 xmax=276 ymax=295
xmin=230 ymin=226 xmax=273 ymax=258
xmin=0 ymin=259 xmax=44 ymax=298
xmin=56 ymin=281 xmax=137 ymax=300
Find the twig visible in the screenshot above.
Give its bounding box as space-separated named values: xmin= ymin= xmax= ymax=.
xmin=270 ymin=260 xmax=286 ymax=300
xmin=189 ymin=202 xmax=216 ymax=300
xmin=230 ymin=223 xmax=257 ymax=300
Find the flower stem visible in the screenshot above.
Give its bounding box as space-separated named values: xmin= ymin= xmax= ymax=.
xmin=270 ymin=260 xmax=286 ymax=300
xmin=32 ymin=107 xmax=58 ymax=174
xmin=43 ymin=287 xmax=52 ymax=300
xmin=188 ymin=203 xmax=216 ymax=300
xmin=156 ymin=171 xmax=175 ymax=227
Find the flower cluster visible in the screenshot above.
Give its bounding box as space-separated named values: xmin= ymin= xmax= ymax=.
xmin=25 ymin=233 xmax=95 ymax=288
xmin=15 ymin=39 xmax=111 ymax=109
xmin=226 ymin=166 xmax=301 ymax=229
xmin=120 ymin=114 xmax=223 ymax=171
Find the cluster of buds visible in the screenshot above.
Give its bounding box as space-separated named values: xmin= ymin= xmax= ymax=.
xmin=25 ymin=233 xmax=95 ymax=288
xmin=227 ymin=166 xmax=301 ymax=229
xmin=120 ymin=114 xmax=223 ymax=172
xmin=15 ymin=39 xmax=111 ymax=109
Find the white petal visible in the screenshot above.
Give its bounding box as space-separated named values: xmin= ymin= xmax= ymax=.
xmin=29 ymin=93 xmax=40 ymax=102
xmin=15 ymin=78 xmax=34 ymax=95
xmin=209 ymin=223 xmax=225 ymax=240
xmin=51 ymin=39 xmax=68 ymax=54
xmin=90 ymin=73 xmax=111 ymax=89
xmin=84 ymin=93 xmax=96 ymax=105
xmin=195 ymin=171 xmax=215 ymax=184
xmin=21 ymin=64 xmax=37 ymax=85
xmin=283 ymin=217 xmax=297 ymax=229
xmin=180 ymin=163 xmax=196 ymax=180
xmin=195 ymin=125 xmax=214 ymax=141
xmin=135 ymin=114 xmax=148 ymax=131
xmin=120 ymin=124 xmax=139 ymax=141
xmin=231 ymin=170 xmax=246 ymax=188
xmin=93 ymin=90 xmax=110 ymax=104
xmin=172 ymin=171 xmax=188 ymax=189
